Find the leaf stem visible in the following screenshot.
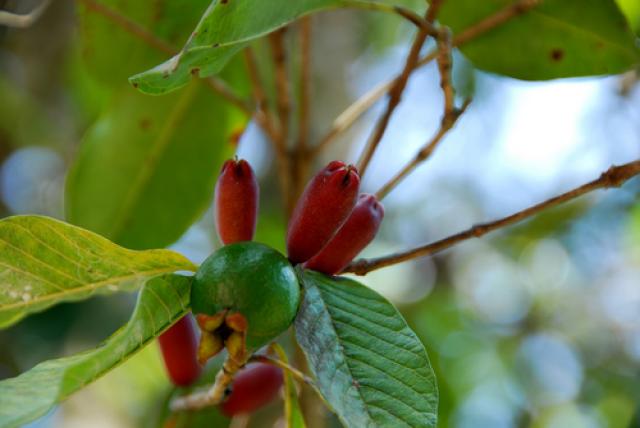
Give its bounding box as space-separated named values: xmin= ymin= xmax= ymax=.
xmin=0 ymin=0 xmax=51 ymax=28
xmin=346 ymin=160 xmax=640 ymax=275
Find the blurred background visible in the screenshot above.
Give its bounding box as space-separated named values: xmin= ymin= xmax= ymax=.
xmin=1 ymin=0 xmax=640 ymax=427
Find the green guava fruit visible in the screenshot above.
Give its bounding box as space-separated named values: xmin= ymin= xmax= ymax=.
xmin=191 ymin=242 xmax=300 ymax=350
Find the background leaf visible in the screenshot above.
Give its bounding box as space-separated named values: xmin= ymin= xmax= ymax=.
xmin=295 ymin=270 xmax=438 ymax=428
xmin=0 ymin=274 xmax=191 ymax=428
xmin=129 ymin=0 xmax=416 ymax=94
xmin=439 ymin=0 xmax=640 ymax=80
xmin=0 ymin=216 xmax=194 ymax=329
xmin=66 ymin=76 xmax=246 ymax=250
xmin=77 ymin=0 xmax=213 ymax=87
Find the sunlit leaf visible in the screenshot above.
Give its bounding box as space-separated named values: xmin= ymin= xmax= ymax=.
xmin=295 ymin=270 xmax=438 ymax=427
xmin=129 ymin=0 xmax=421 ymax=94
xmin=0 ymin=274 xmax=192 ymax=428
xmin=0 ymin=216 xmax=194 ymax=328
xmin=439 ymin=0 xmax=640 ymax=80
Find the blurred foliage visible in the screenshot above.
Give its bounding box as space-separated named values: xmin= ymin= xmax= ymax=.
xmin=0 ymin=0 xmax=639 ymax=427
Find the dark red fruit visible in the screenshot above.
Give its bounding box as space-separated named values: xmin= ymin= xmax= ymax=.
xmin=158 ymin=315 xmax=202 ymax=387
xmin=215 ymin=158 xmax=259 ymax=245
xmin=286 ymin=161 xmax=360 ymax=264
xmin=305 ymin=193 xmax=384 ymax=275
xmin=220 ymin=363 xmax=284 ymax=416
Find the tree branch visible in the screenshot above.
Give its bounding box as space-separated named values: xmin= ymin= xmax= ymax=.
xmin=242 ymin=47 xmax=280 ymax=143
xmin=0 ymin=0 xmax=51 ymax=28
xmin=315 ymin=0 xmax=541 ymax=155
xmin=346 ymin=160 xmax=640 ymax=275
xmin=268 ymin=28 xmax=296 ymax=215
xmin=376 ymin=29 xmax=470 ymax=200
xmin=356 ymin=2 xmax=437 ymax=177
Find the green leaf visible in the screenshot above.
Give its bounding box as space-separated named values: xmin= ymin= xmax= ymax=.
xmin=295 ymin=270 xmax=438 ymax=428
xmin=77 ymin=0 xmax=213 ymax=87
xmin=129 ymin=0 xmax=419 ymax=94
xmin=272 ymin=344 xmax=307 ymax=428
xmin=0 ymin=216 xmax=194 ymax=328
xmin=66 ymin=78 xmax=245 ymax=250
xmin=0 ymin=274 xmax=192 ymax=428
xmin=439 ymin=0 xmax=640 ymax=80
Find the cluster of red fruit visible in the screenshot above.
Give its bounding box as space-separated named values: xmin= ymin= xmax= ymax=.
xmin=158 ymin=158 xmax=384 ymax=416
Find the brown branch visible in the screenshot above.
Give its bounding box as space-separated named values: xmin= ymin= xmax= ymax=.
xmin=356 ymin=5 xmax=435 ymax=177
xmin=242 ymin=47 xmax=280 ymax=143
xmin=268 ymin=28 xmax=296 ymax=215
xmin=0 ymin=0 xmax=51 ymax=28
xmin=375 ymin=99 xmax=469 ymax=200
xmin=76 ymin=0 xmax=251 ymax=114
xmin=298 ymin=16 xmax=312 ymax=153
xmin=347 ymin=160 xmax=640 ymax=275
xmin=375 ymin=28 xmax=468 ymax=200
xmin=315 ymin=0 xmax=541 ymax=155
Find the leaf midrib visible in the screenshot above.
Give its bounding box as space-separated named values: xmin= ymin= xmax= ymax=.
xmin=107 ymin=82 xmax=200 ymax=241
xmin=0 ymin=266 xmax=190 ymax=311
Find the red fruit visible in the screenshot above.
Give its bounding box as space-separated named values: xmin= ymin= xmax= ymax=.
xmin=305 ymin=193 xmax=384 ymax=275
xmin=215 ymin=158 xmax=259 ymax=245
xmin=220 ymin=363 xmax=283 ymax=416
xmin=158 ymin=315 xmax=202 ymax=387
xmin=286 ymin=161 xmax=360 ymax=264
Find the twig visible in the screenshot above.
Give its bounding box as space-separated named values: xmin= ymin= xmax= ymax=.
xmin=315 ymin=0 xmax=541 ymax=155
xmin=346 ymin=160 xmax=640 ymax=275
xmin=76 ymin=0 xmax=250 ymax=114
xmin=298 ymin=16 xmax=312 ymax=153
xmin=269 ymin=28 xmax=295 ymax=214
xmin=0 ymin=0 xmax=51 ymax=28
xmin=356 ymin=3 xmax=437 ymax=177
xmin=375 ymin=28 xmax=468 ymax=200
xmin=170 ymin=355 xmax=245 ymax=412
xmin=290 ymin=17 xmax=314 ymax=208
xmin=242 ymin=47 xmax=280 ymax=142
xmin=375 ymin=99 xmax=469 ymax=200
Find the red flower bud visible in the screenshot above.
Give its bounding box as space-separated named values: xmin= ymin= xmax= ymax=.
xmin=286 ymin=161 xmax=360 ymax=264
xmin=305 ymin=194 xmax=384 ymax=275
xmin=215 ymin=158 xmax=259 ymax=245
xmin=220 ymin=363 xmax=283 ymax=416
xmin=158 ymin=315 xmax=201 ymax=387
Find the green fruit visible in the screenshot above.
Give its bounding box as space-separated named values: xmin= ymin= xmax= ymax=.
xmin=191 ymin=242 xmax=300 ymax=349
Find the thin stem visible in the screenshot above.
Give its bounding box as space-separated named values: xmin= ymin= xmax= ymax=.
xmin=375 ymin=99 xmax=470 ymax=200
xmin=269 ymin=28 xmax=296 ymax=215
xmin=298 ymin=16 xmax=312 ymax=153
xmin=170 ymin=355 xmax=246 ymax=412
xmin=0 ymin=0 xmax=51 ymax=28
xmin=346 ymin=160 xmax=640 ymax=275
xmin=290 ymin=17 xmax=314 ymax=209
xmin=315 ymin=0 xmax=541 ymax=155
xmin=356 ymin=4 xmax=434 ymax=177
xmin=342 ymin=0 xmax=436 ymax=34
xmin=375 ymin=29 xmax=468 ymax=200
xmin=242 ymin=47 xmax=281 ymax=142
xmin=75 ymin=0 xmax=250 ymax=114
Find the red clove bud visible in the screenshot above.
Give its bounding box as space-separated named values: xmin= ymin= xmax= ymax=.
xmin=305 ymin=194 xmax=384 ymax=275
xmin=286 ymin=161 xmax=360 ymax=264
xmin=215 ymin=158 xmax=259 ymax=245
xmin=158 ymin=315 xmax=201 ymax=387
xmin=220 ymin=363 xmax=284 ymax=416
